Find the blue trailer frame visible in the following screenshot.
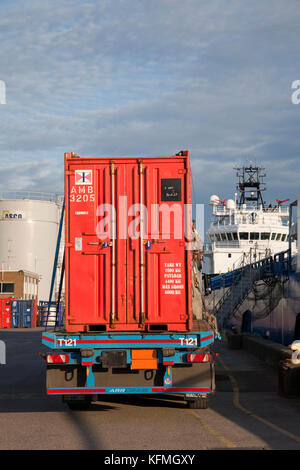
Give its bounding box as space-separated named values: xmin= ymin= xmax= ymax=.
xmin=42 ymin=329 xmax=216 ymax=407
xmin=42 ymin=181 xmax=217 ymax=408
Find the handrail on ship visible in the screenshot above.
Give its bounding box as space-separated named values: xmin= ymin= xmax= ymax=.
xmin=209 ymin=249 xmax=290 ymax=291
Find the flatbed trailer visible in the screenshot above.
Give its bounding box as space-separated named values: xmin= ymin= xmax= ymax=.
xmin=42 ymin=326 xmax=216 ymax=409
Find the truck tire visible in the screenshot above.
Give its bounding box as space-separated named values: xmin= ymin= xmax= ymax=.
xmin=187 ymin=397 xmax=209 ymax=409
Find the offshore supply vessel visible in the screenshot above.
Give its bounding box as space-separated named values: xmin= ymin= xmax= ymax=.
xmin=204 ymin=162 xmax=299 ymax=346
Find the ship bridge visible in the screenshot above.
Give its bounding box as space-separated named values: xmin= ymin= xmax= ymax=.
xmin=204 ymin=162 xmax=294 ymax=274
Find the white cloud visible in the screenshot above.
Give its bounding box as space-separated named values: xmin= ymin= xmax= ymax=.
xmin=0 ymin=0 xmax=299 ymax=209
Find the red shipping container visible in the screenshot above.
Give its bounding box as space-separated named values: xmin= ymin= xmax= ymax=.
xmin=0 ymin=300 xmax=3 ymax=328
xmin=0 ymin=299 xmax=11 ymax=329
xmin=32 ymin=300 xmax=37 ymax=328
xmin=64 ymin=151 xmax=193 ymax=333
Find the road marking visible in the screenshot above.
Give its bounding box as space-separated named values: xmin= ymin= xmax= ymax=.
xmin=188 ymin=409 xmax=237 ymax=448
xmin=217 ymin=355 xmax=300 ymax=445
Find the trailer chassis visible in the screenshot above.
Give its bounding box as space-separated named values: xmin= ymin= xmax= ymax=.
xmin=42 ymin=330 xmax=216 ymax=409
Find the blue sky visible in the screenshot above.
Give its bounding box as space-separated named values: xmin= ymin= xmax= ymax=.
xmin=0 ymin=0 xmax=300 ymax=222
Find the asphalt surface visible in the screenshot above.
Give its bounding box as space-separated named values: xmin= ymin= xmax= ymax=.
xmin=0 ymin=328 xmax=300 ymax=450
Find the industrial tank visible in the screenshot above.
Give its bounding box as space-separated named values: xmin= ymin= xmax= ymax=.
xmin=0 ymin=191 xmax=63 ymax=301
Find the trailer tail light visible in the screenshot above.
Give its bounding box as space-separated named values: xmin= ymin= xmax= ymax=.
xmin=46 ymin=354 xmax=70 ymax=364
xmin=186 ymin=353 xmax=211 ymax=363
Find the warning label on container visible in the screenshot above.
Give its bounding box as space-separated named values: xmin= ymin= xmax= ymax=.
xmin=162 ymin=262 xmax=184 ymax=295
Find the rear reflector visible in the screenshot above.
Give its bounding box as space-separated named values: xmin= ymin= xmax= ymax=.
xmin=186 ymin=353 xmax=211 ymax=363
xmin=46 ymin=354 xmax=70 ymax=364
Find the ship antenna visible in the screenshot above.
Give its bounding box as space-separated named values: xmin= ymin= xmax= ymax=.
xmin=234 ymin=161 xmax=266 ymax=210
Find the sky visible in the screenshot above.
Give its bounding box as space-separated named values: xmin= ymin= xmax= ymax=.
xmin=0 ymin=0 xmax=300 ymax=230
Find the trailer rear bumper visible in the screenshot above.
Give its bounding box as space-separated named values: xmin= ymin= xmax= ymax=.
xmin=46 ymin=361 xmax=215 ymax=396
xmin=48 ymin=386 xmax=212 ymax=395
xmin=43 ymin=330 xmax=216 ymax=400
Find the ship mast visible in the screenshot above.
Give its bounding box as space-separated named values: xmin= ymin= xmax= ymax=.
xmin=235 ymin=161 xmax=266 ymax=210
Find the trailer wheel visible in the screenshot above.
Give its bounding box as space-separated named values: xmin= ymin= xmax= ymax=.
xmin=187 ymin=397 xmax=209 ymax=409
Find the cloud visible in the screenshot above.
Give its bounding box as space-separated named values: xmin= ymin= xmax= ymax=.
xmin=0 ymin=0 xmax=299 ymax=216
xmin=0 ymin=159 xmax=63 ymax=192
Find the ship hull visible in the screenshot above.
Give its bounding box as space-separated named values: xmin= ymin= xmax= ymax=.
xmin=209 ymin=271 xmax=300 ymax=346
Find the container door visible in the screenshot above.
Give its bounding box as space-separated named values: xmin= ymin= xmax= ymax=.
xmin=66 ymin=155 xmax=191 ymax=331
xmin=126 ymin=160 xmax=189 ymax=329
xmin=19 ymin=301 xmax=24 ymax=328
xmin=0 ymin=300 xmax=3 ymax=328
xmin=66 ymin=161 xmax=127 ymax=329
xmin=11 ymin=301 xmax=19 ymax=328
xmin=23 ymin=301 xmax=32 ymax=327
xmin=32 ymin=300 xmax=37 ymax=328
xmin=3 ymin=300 xmax=11 ymax=328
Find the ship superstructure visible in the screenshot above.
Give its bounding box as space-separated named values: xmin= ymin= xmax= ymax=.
xmin=204 ymin=162 xmax=295 ymax=274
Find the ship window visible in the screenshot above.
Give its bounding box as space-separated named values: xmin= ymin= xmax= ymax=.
xmin=0 ymin=283 xmax=14 ymax=294
xmin=239 ymin=232 xmax=249 ymax=240
xmin=261 ymin=232 xmax=270 ymax=240
xmin=228 ymin=253 xmax=232 ymax=258
xmin=221 ymin=233 xmax=227 ymax=241
xmin=271 ymin=233 xmax=276 ymax=240
xmin=250 ymin=232 xmax=259 ymax=240
xmin=281 ymin=234 xmax=286 ymax=242
xmin=276 ymin=233 xmax=281 ymax=241
xmin=232 ymin=232 xmax=238 ymax=240
xmin=215 ymin=234 xmax=221 ymax=241
xmin=227 ymin=233 xmax=233 ymax=240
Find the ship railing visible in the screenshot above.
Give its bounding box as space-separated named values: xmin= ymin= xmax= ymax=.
xmin=204 ymin=241 xmax=280 ymax=252
xmin=211 ymin=205 xmax=290 ymax=216
xmin=210 ymin=249 xmax=290 ymax=292
xmin=204 ymin=238 xmax=290 ymax=253
xmin=213 ymin=264 xmax=264 ymax=329
xmin=204 ymin=242 xmax=240 ymax=251
xmin=248 ymin=249 xmax=290 ymax=276
xmin=263 ymin=206 xmax=290 ymax=215
xmin=212 ymin=249 xmax=291 ymax=328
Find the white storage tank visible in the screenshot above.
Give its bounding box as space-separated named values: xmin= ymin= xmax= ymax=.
xmin=0 ymin=191 xmax=63 ymax=301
